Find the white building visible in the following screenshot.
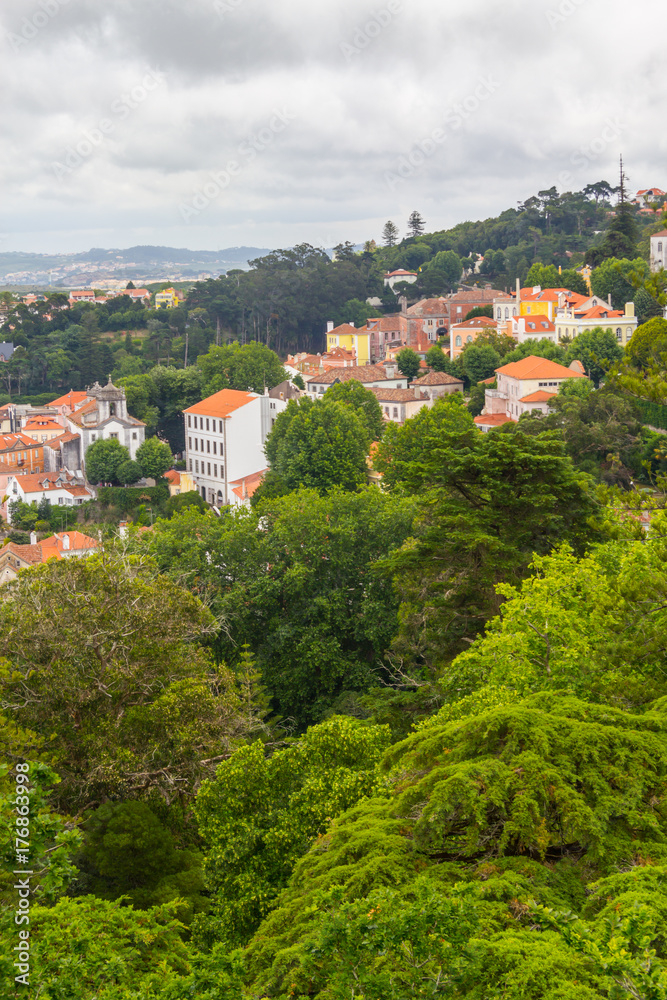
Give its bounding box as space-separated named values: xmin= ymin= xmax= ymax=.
xmin=368 ymin=386 xmax=433 ymax=424
xmin=650 ymin=230 xmax=667 ymax=273
xmin=184 ymin=388 xmax=289 ymax=507
xmin=306 ymin=363 xmax=409 ymax=397
xmin=384 ymin=269 xmax=418 ymax=291
xmin=66 ymin=378 xmax=146 ymax=469
xmin=474 ymin=355 xmax=589 ymax=431
xmin=6 ymin=472 xmax=95 ymax=521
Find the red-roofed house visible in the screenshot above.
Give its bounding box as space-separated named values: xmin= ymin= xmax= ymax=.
xmin=0 ymin=531 xmax=99 ymax=585
xmin=22 ymin=417 xmax=66 ymax=442
xmin=325 ymin=322 xmax=372 ymax=364
xmin=45 ymin=390 xmax=89 ymax=417
xmin=6 ymin=473 xmax=95 ymax=521
xmin=163 ymin=468 xmax=197 ymax=496
xmin=474 ymin=355 xmax=589 ymax=431
xmin=384 ymin=269 xmax=418 ymax=290
xmin=184 ymin=388 xmax=289 ymax=507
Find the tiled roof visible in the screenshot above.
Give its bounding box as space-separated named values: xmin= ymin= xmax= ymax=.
xmin=413 ymin=371 xmax=464 ymax=386
xmin=520 ymin=390 xmax=555 ymax=403
xmin=368 ymin=387 xmax=430 ymax=402
xmin=46 ymin=390 xmax=89 ymax=409
xmin=43 ymin=432 xmax=80 ymax=450
xmin=407 ymin=297 xmax=449 ymax=317
xmin=496 ymin=355 xmax=587 ymax=381
xmin=516 ymin=317 xmax=556 ymax=332
xmin=39 ymin=531 xmax=99 ymax=558
xmin=163 ymin=469 xmax=181 ymax=484
xmin=327 ymin=323 xmax=366 ymax=337
xmin=229 ymin=469 xmax=267 ymax=501
xmin=184 ymin=389 xmax=257 ymax=418
xmin=23 ymin=418 xmax=64 ymax=432
xmin=451 ymin=316 xmax=497 ymax=330
xmin=385 ymin=269 xmax=418 ymax=277
xmin=0 ymin=542 xmax=43 ymax=566
xmin=474 ymin=414 xmax=517 ymax=428
xmin=574 ymin=305 xmax=624 ymax=319
xmin=10 ymin=473 xmax=89 ymax=494
xmin=0 ymin=433 xmax=39 ymax=451
xmin=310 ymin=365 xmax=400 ymax=385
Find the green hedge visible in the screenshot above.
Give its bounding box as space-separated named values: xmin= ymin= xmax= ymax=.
xmin=96 ymin=484 xmax=170 ymax=513
xmin=635 ymin=398 xmax=667 ymax=432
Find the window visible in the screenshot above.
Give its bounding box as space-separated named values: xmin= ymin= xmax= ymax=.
xmin=110 ymin=432 xmax=118 ymax=440
xmin=206 ymin=440 xmax=210 ymax=453
xmin=189 ymin=459 xmax=192 ymax=471
xmin=455 ymin=335 xmax=462 ymax=347
xmin=219 ymin=443 xmax=224 ymax=456
xmin=627 ymin=328 xmax=633 ymax=338
xmin=213 ymin=441 xmax=217 ymax=455
xmin=393 ymin=407 xmax=399 ymax=419
xmin=188 ymin=415 xmax=191 ymax=427
xmin=195 ymin=460 xmax=199 ymax=473
xmin=207 ymin=463 xmax=211 ymax=476
xmin=132 ymin=432 xmax=137 ymax=440
xmin=659 ymin=242 xmax=663 ymax=252
xmin=457 ymin=306 xmax=462 ymax=314
xmin=505 ymin=308 xmax=509 ymax=319
xmin=497 ymin=308 xmax=502 ymax=319
xmin=194 ymin=438 xmax=198 ymax=451
xmin=200 ymin=439 xmax=204 ymax=451
xmin=91 ymin=433 xmax=96 ymax=442
xmin=206 ymin=418 xmax=210 ymax=431
xmin=214 ymin=464 xmax=218 ymax=478
xmin=385 ymin=406 xmax=390 ymax=415
xmin=219 ymin=420 xmax=223 ymax=433
xmin=466 ymin=335 xmax=473 ymax=343
xmin=188 ymin=437 xmax=192 ymax=449
xmin=58 ymin=497 xmax=64 ymax=505
xmin=616 ymin=327 xmax=623 ymax=341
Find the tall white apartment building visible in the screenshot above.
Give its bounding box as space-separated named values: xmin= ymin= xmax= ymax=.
xmin=184 ymin=388 xmax=288 ymax=507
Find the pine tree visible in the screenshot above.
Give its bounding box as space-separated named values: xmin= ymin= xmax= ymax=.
xmin=407 ymin=210 xmax=426 ymax=238
xmin=237 ymin=644 xmax=275 ymax=737
xmin=382 ymin=220 xmax=399 ymax=247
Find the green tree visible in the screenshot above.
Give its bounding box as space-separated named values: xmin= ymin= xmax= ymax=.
xmin=267 ymin=398 xmax=371 ymax=494
xmin=116 ymin=459 xmax=142 ymax=485
xmin=406 ymin=210 xmax=426 ymax=238
xmin=465 ymin=304 xmax=494 ymax=320
xmin=460 ymin=343 xmax=501 ymax=383
xmin=85 ymin=438 xmax=131 ymax=485
xmin=0 ymin=552 xmax=247 ymax=808
xmin=565 ymin=326 xmax=623 ymax=386
xmin=78 ymin=801 xmax=206 ymax=920
xmin=140 ymin=489 xmax=417 ymax=727
xmin=590 ymin=256 xmax=647 ymax=309
xmin=382 ymin=220 xmax=399 ymax=247
xmin=396 ymin=347 xmax=421 ymax=380
xmin=332 ymin=298 xmax=381 ymax=328
xmin=137 ymin=436 xmax=173 ymax=479
xmin=375 ymin=397 xmax=603 ymax=669
xmin=195 ymin=717 xmax=390 ymax=946
xmin=197 ymin=342 xmax=287 ymax=396
xmin=323 ymin=379 xmax=385 ymax=441
xmin=425 ymin=344 xmax=450 ymax=371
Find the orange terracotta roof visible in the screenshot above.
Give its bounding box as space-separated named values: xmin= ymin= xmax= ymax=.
xmin=43 ymin=432 xmax=80 ymax=449
xmin=23 ymin=418 xmax=64 ymax=432
xmin=229 ymin=469 xmax=267 ymax=500
xmin=46 ymin=390 xmax=88 ymax=409
xmin=520 ymin=390 xmax=555 ymax=403
xmin=575 ymin=305 xmax=624 ymax=319
xmin=184 ymin=389 xmax=256 ymax=419
xmin=516 ymin=317 xmax=556 ymax=332
xmin=496 ymin=355 xmax=587 ymax=381
xmin=0 ymin=433 xmax=39 ymax=451
xmin=163 ymin=469 xmax=181 ymax=484
xmin=0 ymin=542 xmax=43 ymax=566
xmin=39 ymin=531 xmax=99 ymax=558
xmin=9 ymin=473 xmax=89 ymax=494
xmin=474 ymin=414 xmax=517 ymax=427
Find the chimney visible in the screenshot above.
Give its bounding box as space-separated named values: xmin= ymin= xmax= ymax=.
xmin=349 ymin=321 xmax=355 ymax=327
xmin=515 ymin=278 xmax=521 ymax=306
xmin=119 ymin=520 xmax=129 ymax=539
xmin=608 ymin=294 xmax=612 ymax=306
xmin=625 ymin=302 xmax=635 ymax=318
xmin=30 ymin=531 xmax=37 ymax=545
xmin=414 ymin=385 xmax=421 ymax=399
xmin=62 ymin=534 xmax=70 ymax=551
xmin=327 ymin=321 xmax=334 ymax=332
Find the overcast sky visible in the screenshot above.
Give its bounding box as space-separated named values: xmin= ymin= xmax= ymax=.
xmin=1 ymin=0 xmax=666 ymax=254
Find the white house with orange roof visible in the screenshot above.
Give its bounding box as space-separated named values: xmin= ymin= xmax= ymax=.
xmin=474 ymin=355 xmax=589 ymax=432
xmin=384 ymin=269 xmax=418 ymax=290
xmin=184 ymin=388 xmax=289 ymax=507
xmin=0 ymin=530 xmax=99 ymax=585
xmin=6 ymin=472 xmax=95 ymax=521
xmin=510 ymin=315 xmax=558 ymax=345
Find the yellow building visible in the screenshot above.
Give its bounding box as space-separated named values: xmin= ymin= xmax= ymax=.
xmin=325 ymin=323 xmax=371 ymax=365
xmin=22 ymin=417 xmax=65 ymax=442
xmin=155 ymin=287 xmax=180 ymax=309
